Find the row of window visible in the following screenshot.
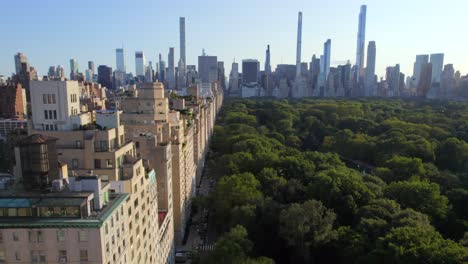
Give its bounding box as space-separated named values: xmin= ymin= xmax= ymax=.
xmin=70 ymin=93 xmax=78 ymax=103
xmin=0 ymin=230 xmax=88 ymax=243
xmin=0 ymin=249 xmax=89 ymax=262
xmin=41 ymin=123 xmax=58 ymax=131
xmin=44 ymin=110 xmax=57 ymax=120
xmin=42 ymin=94 xmax=56 ymax=104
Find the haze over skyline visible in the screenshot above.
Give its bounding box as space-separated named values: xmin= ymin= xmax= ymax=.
xmin=1 ymin=0 xmax=467 ymax=78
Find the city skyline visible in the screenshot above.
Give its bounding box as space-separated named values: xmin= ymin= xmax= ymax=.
xmin=1 ymin=0 xmax=467 ymax=79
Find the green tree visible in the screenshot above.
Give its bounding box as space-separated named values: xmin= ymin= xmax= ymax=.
xmin=279 ymin=200 xmax=337 ymax=263
xmin=384 ymin=181 xmax=449 ymax=219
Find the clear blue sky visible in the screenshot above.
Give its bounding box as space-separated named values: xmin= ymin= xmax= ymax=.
xmin=1 ymin=0 xmax=466 ymax=79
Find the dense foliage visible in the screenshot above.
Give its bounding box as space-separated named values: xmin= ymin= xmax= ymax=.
xmin=203 ymin=98 xmax=468 ymax=263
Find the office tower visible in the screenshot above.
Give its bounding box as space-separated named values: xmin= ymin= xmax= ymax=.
xmin=159 ymin=54 xmax=166 ymax=82
xmin=198 ymin=53 xmax=218 ymax=84
xmin=14 ymin=53 xmax=28 ymax=75
xmin=168 ymin=47 xmax=176 ymax=89
xmin=441 ymin=64 xmax=455 ymax=97
xmin=265 ymin=45 xmax=271 ymax=74
xmin=146 ymin=61 xmax=154 ymax=83
xmin=56 ymin=65 xmax=65 ymax=79
xmin=97 ymin=65 xmax=113 ymax=89
xmin=177 ymin=58 xmax=187 ymax=90
xmin=310 ymin=55 xmax=321 ymax=90
xmin=417 ymin=63 xmax=432 ymax=97
xmin=180 ymin=17 xmax=186 ymax=66
xmin=229 ymin=62 xmax=240 ymax=94
xmin=30 ymin=80 xmax=81 ymax=131
xmin=116 ymin=48 xmax=126 ymax=72
xmin=69 ymin=59 xmax=79 ymax=80
xmin=296 ymin=12 xmax=303 ymax=78
xmin=217 ymin=61 xmax=226 ymax=90
xmin=85 ymin=69 xmax=93 ymax=83
xmin=356 ymin=5 xmax=367 ymax=74
xmin=430 ymin=53 xmax=444 ymax=84
xmin=412 ymin=55 xmax=429 ymax=87
xmin=242 ymin=59 xmax=260 ymax=84
xmin=135 ymin=51 xmax=145 ymax=77
xmin=88 ymin=61 xmax=95 ymax=75
xmin=323 ymin=39 xmax=332 ymax=80
xmin=386 ymin=64 xmax=401 ymax=97
xmin=48 ymin=66 xmax=56 ymax=79
xmin=365 ymin=41 xmax=376 ymax=96
xmin=186 ymin=65 xmax=198 ymax=85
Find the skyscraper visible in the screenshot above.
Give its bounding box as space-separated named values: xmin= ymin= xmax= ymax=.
xmin=242 ymin=59 xmax=260 ymax=84
xmin=159 ymin=53 xmax=166 ymax=82
xmin=356 ymin=5 xmax=367 ymax=74
xmin=135 ymin=51 xmax=145 ymax=77
xmin=365 ymin=41 xmax=376 ymax=96
xmin=412 ymin=55 xmax=429 ymax=87
xmin=323 ymin=39 xmax=332 ymax=80
xmin=88 ymin=61 xmax=95 ymax=74
xmin=167 ymin=47 xmax=176 ymax=89
xmin=229 ymin=61 xmax=240 ymax=95
xmin=180 ymin=17 xmax=186 ymax=66
xmin=296 ymin=12 xmax=303 ymax=78
xmin=97 ymin=65 xmax=113 ymax=89
xmin=69 ymin=59 xmax=78 ymax=80
xmin=265 ymin=45 xmax=271 ymax=74
xmin=430 ymin=53 xmax=444 ymax=84
xmin=14 ymin=53 xmax=28 ymax=75
xmin=198 ymin=53 xmax=218 ymax=84
xmin=116 ymin=48 xmax=126 ymax=72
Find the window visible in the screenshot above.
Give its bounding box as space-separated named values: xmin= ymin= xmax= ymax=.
xmin=15 ymin=251 xmax=21 ymax=261
xmin=53 ymin=110 xmax=57 ymax=120
xmin=58 ymin=250 xmax=67 ymax=262
xmin=76 ymin=140 xmax=82 ymax=149
xmin=57 ymin=230 xmax=65 ymax=242
xmin=28 ymin=231 xmax=32 ymax=242
xmin=44 ymin=110 xmax=48 ymax=119
xmin=106 ymin=159 xmax=113 ymax=168
xmin=13 ymin=232 xmax=19 ymax=241
xmin=37 ymin=231 xmax=44 ymax=242
xmin=0 ymin=231 xmax=3 ymax=243
xmin=43 ymin=94 xmax=47 ymax=104
xmin=94 ymin=159 xmax=101 ymax=169
xmin=135 ymin=142 xmax=140 ymax=148
xmin=52 ymin=94 xmax=56 ymax=104
xmin=80 ymin=250 xmax=88 ymax=262
xmin=49 ymin=110 xmax=53 ymax=120
xmin=78 ymin=230 xmax=88 ymax=242
xmin=39 ymin=252 xmax=47 ymax=264
xmin=72 ymin=159 xmax=79 ymax=169
xmin=106 ymin=242 xmax=109 ymax=253
xmin=45 ymin=124 xmax=50 ymax=131
xmin=105 ymin=223 xmax=108 ymax=234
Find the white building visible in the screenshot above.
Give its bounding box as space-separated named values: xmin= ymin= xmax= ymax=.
xmin=30 ymin=80 xmax=82 ymax=131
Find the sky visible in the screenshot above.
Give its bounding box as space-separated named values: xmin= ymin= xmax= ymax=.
xmin=1 ymin=0 xmax=467 ymax=79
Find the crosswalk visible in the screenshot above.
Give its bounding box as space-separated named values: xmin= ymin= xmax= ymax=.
xmin=198 ymin=244 xmax=215 ymax=251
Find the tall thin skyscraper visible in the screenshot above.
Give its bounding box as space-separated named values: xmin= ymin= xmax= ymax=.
xmin=179 ymin=17 xmax=186 ymax=65
xmin=265 ymin=45 xmax=271 ymax=74
xmin=135 ymin=51 xmax=145 ymax=77
xmin=365 ymin=41 xmax=376 ymax=96
xmin=296 ymin=12 xmax=303 ymax=78
xmin=158 ymin=53 xmax=166 ymax=82
xmin=88 ymin=61 xmax=95 ymax=75
xmin=167 ymin=47 xmax=176 ymax=89
xmin=69 ymin=59 xmax=78 ymax=80
xmin=323 ymin=39 xmax=332 ymax=79
xmin=356 ymin=5 xmax=367 ymax=74
xmin=116 ymin=48 xmax=126 ymax=72
xmin=14 ymin=53 xmax=28 ymax=75
xmin=430 ymin=53 xmax=444 ymax=84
